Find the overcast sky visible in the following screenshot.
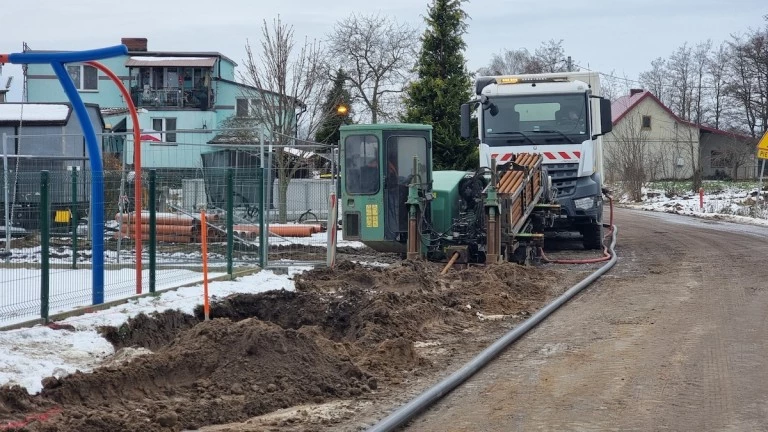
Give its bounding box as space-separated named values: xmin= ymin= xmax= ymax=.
xmin=1 ymin=0 xmax=766 ymax=102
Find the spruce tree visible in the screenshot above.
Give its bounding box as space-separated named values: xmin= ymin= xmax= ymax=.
xmin=314 ymin=69 xmax=353 ymax=144
xmin=402 ymin=0 xmax=473 ymax=170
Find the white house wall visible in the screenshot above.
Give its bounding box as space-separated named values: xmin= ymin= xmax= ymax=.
xmin=605 ymin=97 xmax=700 ymax=181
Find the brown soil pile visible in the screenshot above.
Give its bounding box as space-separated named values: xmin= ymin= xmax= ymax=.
xmin=2 ymin=259 xmax=555 ymax=432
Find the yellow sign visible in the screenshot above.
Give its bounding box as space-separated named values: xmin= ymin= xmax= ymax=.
xmin=758 ymin=149 xmax=768 ymax=160
xmin=54 ymin=210 xmax=71 ymax=223
xmin=365 ymin=204 xmax=379 ymax=228
xmin=758 ymin=132 xmax=768 ymax=151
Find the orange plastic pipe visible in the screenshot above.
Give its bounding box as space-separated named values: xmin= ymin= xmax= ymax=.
xmin=232 ymin=224 xmax=314 ymax=237
xmin=120 ymin=224 xmax=194 ymax=234
xmin=117 ymin=213 xmax=194 ymax=225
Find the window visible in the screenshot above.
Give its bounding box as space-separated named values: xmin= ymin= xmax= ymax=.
xmin=236 ymin=98 xmax=261 ymax=118
xmin=482 ymin=93 xmax=589 ymax=146
xmin=67 ymin=64 xmax=98 ymax=91
xmin=710 ymin=150 xmax=730 ymax=169
xmin=641 ymin=115 xmax=652 ymax=129
xmin=345 ymin=135 xmax=379 ymax=194
xmin=152 ymin=118 xmax=177 ymax=143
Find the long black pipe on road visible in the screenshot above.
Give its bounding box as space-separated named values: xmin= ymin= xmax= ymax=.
xmin=366 ymin=226 xmax=619 ymax=432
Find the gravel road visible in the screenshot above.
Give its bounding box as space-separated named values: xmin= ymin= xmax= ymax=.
xmin=405 ymin=208 xmax=768 ymax=431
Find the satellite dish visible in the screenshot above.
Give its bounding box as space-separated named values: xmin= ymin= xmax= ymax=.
xmin=5 ymin=77 xmax=12 ymax=89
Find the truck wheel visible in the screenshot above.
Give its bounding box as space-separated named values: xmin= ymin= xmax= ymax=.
xmin=581 ymin=223 xmax=604 ymax=250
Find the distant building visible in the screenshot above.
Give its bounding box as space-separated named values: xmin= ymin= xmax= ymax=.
xmin=606 ymin=89 xmax=757 ymax=181
xmin=0 ymin=75 xmax=11 ymax=103
xmin=23 ymin=38 xmax=289 ymax=170
xmin=0 ymin=102 xmax=103 ymax=230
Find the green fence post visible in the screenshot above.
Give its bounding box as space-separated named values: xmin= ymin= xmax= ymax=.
xmin=40 ymin=170 xmax=50 ymax=323
xmin=259 ymin=167 xmax=267 ymax=268
xmin=226 ymin=168 xmax=234 ymax=276
xmin=149 ymin=169 xmax=156 ymax=293
xmin=71 ymin=168 xmax=78 ymax=270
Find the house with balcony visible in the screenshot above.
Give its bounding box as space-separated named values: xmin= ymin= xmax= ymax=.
xmin=24 ymin=37 xmax=285 ymax=171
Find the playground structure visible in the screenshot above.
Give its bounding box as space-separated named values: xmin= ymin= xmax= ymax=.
xmin=1 ymin=45 xmax=143 ymax=304
xmin=0 ymin=46 xmax=341 ymax=328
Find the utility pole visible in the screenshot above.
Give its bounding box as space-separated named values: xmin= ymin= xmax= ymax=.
xmin=566 ymin=56 xmax=573 ymax=72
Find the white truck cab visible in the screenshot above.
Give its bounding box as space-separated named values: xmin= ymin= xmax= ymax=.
xmin=461 ymin=72 xmax=613 ymax=249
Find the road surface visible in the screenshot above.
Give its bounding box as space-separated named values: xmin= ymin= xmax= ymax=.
xmin=405 ymin=208 xmax=768 ymax=431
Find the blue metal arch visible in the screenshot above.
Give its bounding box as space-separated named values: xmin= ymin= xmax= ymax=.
xmin=6 ymin=44 xmax=128 ymax=304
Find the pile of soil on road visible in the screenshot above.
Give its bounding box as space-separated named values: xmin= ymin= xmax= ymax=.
xmin=1 ymin=259 xmax=556 ymax=432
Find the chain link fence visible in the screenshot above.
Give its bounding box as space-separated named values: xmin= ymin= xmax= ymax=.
xmin=1 ymin=129 xmax=338 ymax=328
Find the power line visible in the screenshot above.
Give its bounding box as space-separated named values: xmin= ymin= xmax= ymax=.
xmin=573 ymin=63 xmax=727 ymax=91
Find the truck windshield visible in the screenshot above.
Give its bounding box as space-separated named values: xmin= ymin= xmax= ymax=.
xmin=482 ymin=93 xmax=589 ymax=146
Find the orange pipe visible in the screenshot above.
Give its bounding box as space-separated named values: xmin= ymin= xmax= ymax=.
xmin=201 ymin=210 xmax=210 ymax=320
xmin=117 ymin=213 xmax=195 ymax=225
xmin=498 ymin=171 xmax=513 ymax=190
xmin=233 ymin=224 xmax=319 ymax=237
xmin=121 ymin=224 xmax=194 ymax=234
xmin=501 ymin=173 xmax=517 ymax=193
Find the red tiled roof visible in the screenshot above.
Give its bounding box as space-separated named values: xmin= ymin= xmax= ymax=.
xmin=612 ymin=90 xmax=753 ymax=141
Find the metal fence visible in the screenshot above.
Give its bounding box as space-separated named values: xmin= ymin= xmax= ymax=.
xmin=1 ymin=129 xmax=338 ymax=328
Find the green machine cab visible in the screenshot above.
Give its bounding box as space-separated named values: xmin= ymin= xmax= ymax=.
xmin=339 ymin=124 xmax=432 ymax=253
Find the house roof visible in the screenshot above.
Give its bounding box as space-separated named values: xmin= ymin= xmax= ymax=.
xmin=611 ymin=90 xmax=753 ymax=141
xmin=0 ymin=102 xmax=104 ymax=128
xmin=125 ymin=56 xmax=218 ymax=68
xmin=0 ymin=103 xmax=71 ymax=122
xmin=127 ymin=50 xmax=236 ymax=67
xmin=216 ymin=77 xmax=305 ymax=108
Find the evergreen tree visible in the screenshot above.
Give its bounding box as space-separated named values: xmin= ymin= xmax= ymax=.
xmin=402 ymin=0 xmax=473 ymax=170
xmin=314 ymin=69 xmax=353 ymax=144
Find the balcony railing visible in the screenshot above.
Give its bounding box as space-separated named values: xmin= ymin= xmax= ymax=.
xmin=130 ymin=86 xmax=212 ymax=110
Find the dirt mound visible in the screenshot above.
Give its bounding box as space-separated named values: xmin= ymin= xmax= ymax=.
xmin=19 ymin=319 xmax=368 ymax=431
xmin=8 ymin=259 xmax=557 ymax=431
xmin=101 ymin=309 xmax=198 ymax=350
xmin=0 ymin=385 xmax=52 ymax=417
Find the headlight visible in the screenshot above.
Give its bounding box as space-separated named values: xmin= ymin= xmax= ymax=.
xmin=574 ymin=197 xmax=594 ymax=210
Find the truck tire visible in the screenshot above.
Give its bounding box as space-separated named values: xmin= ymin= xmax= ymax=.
xmin=581 ymin=223 xmax=604 ymax=250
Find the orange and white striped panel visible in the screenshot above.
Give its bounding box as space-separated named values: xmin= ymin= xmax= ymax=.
xmin=491 ymin=151 xmax=581 ymax=163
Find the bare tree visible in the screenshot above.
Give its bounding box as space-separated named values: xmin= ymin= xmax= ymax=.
xmin=477 ymin=40 xmax=577 ymax=76
xmin=707 ymin=42 xmax=730 ymax=129
xmin=327 ymin=13 xmax=419 ymax=123
xmin=534 ymin=39 xmax=571 ymax=72
xmin=639 ymin=58 xmax=670 ymax=106
xmin=692 ymin=40 xmax=712 ymax=125
xmin=477 ymin=48 xmax=540 ymax=75
xmin=667 ymin=43 xmax=695 ymax=121
xmin=600 ymin=70 xmax=630 ymax=102
xmin=727 ymin=35 xmax=760 ymax=137
xmin=240 ymin=16 xmax=330 ymax=223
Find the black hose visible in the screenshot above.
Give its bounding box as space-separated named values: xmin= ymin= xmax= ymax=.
xmin=366 ymin=225 xmax=619 ymax=432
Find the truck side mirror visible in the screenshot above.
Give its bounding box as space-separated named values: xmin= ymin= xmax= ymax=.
xmin=460 ymin=103 xmax=471 ymax=139
xmin=600 ymin=98 xmax=613 ymax=135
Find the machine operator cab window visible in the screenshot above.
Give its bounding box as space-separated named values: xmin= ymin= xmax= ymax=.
xmin=345 ymin=134 xmax=380 ymax=195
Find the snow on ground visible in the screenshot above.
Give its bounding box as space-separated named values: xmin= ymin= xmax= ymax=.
xmin=0 ymin=268 xmax=308 ymax=395
xmin=617 ymin=181 xmax=768 ymax=227
xmin=1 ymin=268 xmax=228 ymax=327
xmin=0 ymin=229 xmax=368 ymax=395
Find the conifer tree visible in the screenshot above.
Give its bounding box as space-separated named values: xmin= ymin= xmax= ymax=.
xmin=402 ymin=0 xmax=474 ymax=169
xmin=314 ymin=69 xmax=353 ymax=144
